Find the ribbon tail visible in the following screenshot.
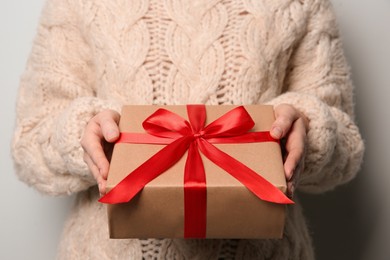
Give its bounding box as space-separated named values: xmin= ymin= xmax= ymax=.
xmin=198 ymin=139 xmax=294 ymax=204
xmin=99 ymin=136 xmax=192 ymax=204
xmin=184 ymin=141 xmax=207 ymax=238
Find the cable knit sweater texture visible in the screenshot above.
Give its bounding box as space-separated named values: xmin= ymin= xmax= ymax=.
xmin=12 ymin=0 xmax=364 ymax=259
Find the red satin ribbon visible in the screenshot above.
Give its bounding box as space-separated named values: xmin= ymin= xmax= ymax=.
xmin=99 ymin=105 xmax=294 ymax=238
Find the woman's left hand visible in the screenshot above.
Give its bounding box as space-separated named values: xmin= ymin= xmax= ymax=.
xmin=270 ymin=104 xmax=309 ymax=198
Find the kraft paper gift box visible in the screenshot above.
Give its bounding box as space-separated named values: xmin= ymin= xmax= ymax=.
xmin=101 ymin=105 xmax=292 ymax=239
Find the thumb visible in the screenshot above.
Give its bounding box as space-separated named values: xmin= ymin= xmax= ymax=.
xmin=98 ymin=110 xmax=121 ymax=142
xmin=270 ymin=125 xmax=284 ymax=139
xmin=271 ymin=104 xmax=300 ymax=139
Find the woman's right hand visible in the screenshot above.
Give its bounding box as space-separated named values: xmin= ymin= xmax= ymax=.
xmin=81 ymin=110 xmax=120 ymax=196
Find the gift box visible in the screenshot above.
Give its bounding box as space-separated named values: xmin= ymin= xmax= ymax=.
xmin=101 ymin=105 xmax=292 ymax=239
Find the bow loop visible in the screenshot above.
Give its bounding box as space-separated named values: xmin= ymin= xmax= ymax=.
xmin=142 ymin=108 xmax=192 ymax=138
xmin=202 ymin=106 xmax=255 ymax=138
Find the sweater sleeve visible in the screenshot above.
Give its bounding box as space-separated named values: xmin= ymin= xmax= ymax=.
xmin=267 ymin=0 xmax=364 ymax=193
xmin=11 ymin=0 xmax=122 ymax=196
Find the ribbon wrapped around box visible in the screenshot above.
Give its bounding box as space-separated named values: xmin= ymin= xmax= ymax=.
xmin=100 ymin=105 xmax=293 ymax=239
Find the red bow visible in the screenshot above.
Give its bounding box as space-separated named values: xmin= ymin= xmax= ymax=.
xmin=99 ymin=105 xmax=293 ymax=238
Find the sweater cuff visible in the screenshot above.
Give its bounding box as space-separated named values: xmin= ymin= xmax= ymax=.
xmin=51 ymin=97 xmax=122 ymax=191
xmin=266 ymin=92 xmax=339 ymax=190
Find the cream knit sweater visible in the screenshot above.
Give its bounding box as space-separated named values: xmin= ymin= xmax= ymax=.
xmin=12 ymin=0 xmax=364 ymax=259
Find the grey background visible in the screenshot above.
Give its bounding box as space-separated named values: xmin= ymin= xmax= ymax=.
xmin=1 ymin=1 xmax=389 ymax=259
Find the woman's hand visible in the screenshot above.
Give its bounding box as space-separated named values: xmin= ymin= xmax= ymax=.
xmin=81 ymin=110 xmax=120 ymax=196
xmin=270 ymin=104 xmax=309 ymax=198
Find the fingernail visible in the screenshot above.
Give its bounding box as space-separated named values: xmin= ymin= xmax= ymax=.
xmin=271 ymin=126 xmax=283 ymax=139
xmin=107 ymin=130 xmax=118 ymax=141
xmin=98 ymin=183 xmax=105 ymax=196
xmin=286 ymin=170 xmax=293 ymax=181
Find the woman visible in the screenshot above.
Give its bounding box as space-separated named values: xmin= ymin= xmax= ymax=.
xmin=12 ymin=0 xmax=364 ymax=259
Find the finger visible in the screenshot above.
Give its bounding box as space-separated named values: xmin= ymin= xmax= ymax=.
xmin=83 ymin=153 xmax=107 ymax=195
xmin=287 ymin=181 xmax=295 ymax=199
xmin=83 ymin=152 xmax=102 ymax=183
xmin=81 ymin=120 xmax=110 ymax=179
xmin=271 ymin=104 xmax=301 ymax=139
xmin=98 ymin=110 xmax=120 ymax=143
xmin=284 ymin=118 xmax=306 ymax=180
xmin=286 ymin=159 xmax=303 ymax=198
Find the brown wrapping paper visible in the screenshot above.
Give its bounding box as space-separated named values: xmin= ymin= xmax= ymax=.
xmin=106 ymin=105 xmax=287 ymax=239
